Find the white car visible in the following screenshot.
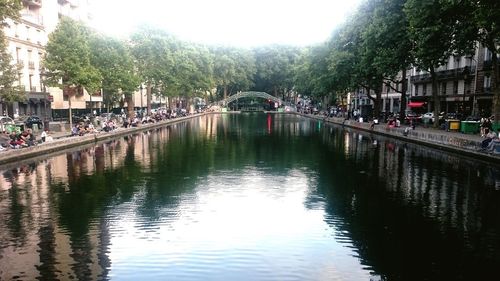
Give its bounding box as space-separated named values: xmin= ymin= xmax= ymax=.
xmin=422 ymin=112 xmax=435 ymax=123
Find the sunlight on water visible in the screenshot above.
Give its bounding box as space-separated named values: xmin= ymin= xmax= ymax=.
xmin=106 ymin=168 xmax=371 ymax=280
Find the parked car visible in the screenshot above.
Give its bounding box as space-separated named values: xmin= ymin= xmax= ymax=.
xmin=405 ymin=111 xmax=422 ymax=124
xmin=421 ymin=112 xmax=445 ymax=123
xmin=18 ymin=115 xmax=43 ymax=129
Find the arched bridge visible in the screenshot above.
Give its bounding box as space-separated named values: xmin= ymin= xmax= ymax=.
xmin=214 ymin=91 xmax=284 ymax=106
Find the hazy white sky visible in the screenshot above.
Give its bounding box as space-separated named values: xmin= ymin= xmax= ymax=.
xmin=90 ymin=0 xmax=361 ymax=47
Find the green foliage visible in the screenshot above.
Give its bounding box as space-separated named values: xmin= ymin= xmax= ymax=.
xmin=212 ymin=47 xmax=255 ymax=97
xmin=0 ymin=31 xmax=25 ymax=103
xmin=43 ymin=17 xmax=101 ymax=92
xmin=253 ymin=45 xmax=300 ymax=97
xmin=0 ymin=0 xmax=22 ymax=24
xmin=89 ymin=33 xmax=140 ymax=105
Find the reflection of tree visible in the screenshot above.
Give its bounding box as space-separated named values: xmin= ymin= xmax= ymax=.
xmin=311 ymin=127 xmax=500 ymax=280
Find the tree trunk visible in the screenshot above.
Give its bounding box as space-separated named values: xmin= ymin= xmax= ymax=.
xmin=146 ymin=82 xmax=152 ymax=115
xmin=430 ymin=67 xmax=441 ymax=128
xmin=223 ymin=85 xmax=228 ymax=106
xmin=68 ymin=91 xmax=73 ymax=130
xmin=491 ymin=46 xmax=500 ymax=123
xmin=399 ymin=70 xmax=407 ymax=123
xmin=374 ymin=84 xmax=382 ymax=120
xmin=125 ymin=94 xmax=134 ymax=118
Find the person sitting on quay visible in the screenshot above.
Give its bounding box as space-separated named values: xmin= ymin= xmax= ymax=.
xmin=8 ymin=131 xmax=28 ymax=149
xmin=481 ymin=129 xmax=497 ymax=149
xmin=486 ymin=135 xmax=500 ymax=154
xmin=40 ymin=128 xmax=53 ymax=143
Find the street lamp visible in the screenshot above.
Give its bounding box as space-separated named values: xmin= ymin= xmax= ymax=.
xmin=140 ymin=84 xmax=143 ymax=110
xmin=462 ymin=67 xmax=470 ymax=117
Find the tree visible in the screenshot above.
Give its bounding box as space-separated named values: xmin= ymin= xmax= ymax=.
xmin=405 ymin=0 xmax=456 ymax=127
xmin=89 ymin=33 xmax=140 ymax=117
xmin=43 ymin=17 xmax=101 ymax=129
xmin=0 ymin=0 xmax=24 ymax=116
xmin=363 ymin=0 xmax=413 ymax=123
xmin=212 ymin=47 xmax=255 ymax=105
xmin=0 ymin=0 xmax=22 ymax=24
xmin=254 ymin=46 xmax=300 ymax=102
xmin=458 ymin=0 xmax=500 ymax=121
xmin=130 ymin=25 xmax=174 ymax=115
xmin=0 ymin=31 xmax=24 ymax=115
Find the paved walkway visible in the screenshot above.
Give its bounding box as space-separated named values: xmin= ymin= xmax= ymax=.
xmin=303 ymin=114 xmax=500 ymax=163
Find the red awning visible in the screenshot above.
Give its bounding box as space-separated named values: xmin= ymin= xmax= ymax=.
xmin=408 ymin=102 xmax=425 ymax=108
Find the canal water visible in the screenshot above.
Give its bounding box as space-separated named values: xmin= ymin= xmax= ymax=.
xmin=0 ymin=113 xmax=499 ymax=281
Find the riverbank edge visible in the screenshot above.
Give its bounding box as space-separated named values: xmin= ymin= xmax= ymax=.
xmin=0 ymin=113 xmax=204 ymax=166
xmin=2 ymin=111 xmax=498 ymax=166
xmin=295 ymin=112 xmax=500 ymax=164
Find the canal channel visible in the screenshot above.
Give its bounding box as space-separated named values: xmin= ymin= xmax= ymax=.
xmin=0 ymin=113 xmax=499 ymax=281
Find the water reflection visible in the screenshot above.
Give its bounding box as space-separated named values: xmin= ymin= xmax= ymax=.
xmin=0 ymin=114 xmax=499 ymax=281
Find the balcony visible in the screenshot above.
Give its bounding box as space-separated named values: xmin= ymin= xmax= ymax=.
xmin=21 ymin=12 xmax=43 ymax=25
xmin=17 ymin=59 xmax=24 ymax=67
xmin=410 ymin=66 xmax=476 ymax=83
xmin=23 ymin=0 xmax=42 ymax=8
xmin=28 ymin=61 xmax=35 ymax=70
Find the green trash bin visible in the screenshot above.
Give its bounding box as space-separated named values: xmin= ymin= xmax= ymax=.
xmin=460 ymin=121 xmax=480 ymax=134
xmin=492 ymin=122 xmax=500 ymax=133
xmin=6 ymin=124 xmax=20 ymax=134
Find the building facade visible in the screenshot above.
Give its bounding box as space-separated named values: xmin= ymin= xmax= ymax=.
xmin=1 ymin=0 xmax=101 ymax=120
xmin=351 ymin=44 xmax=495 ymax=119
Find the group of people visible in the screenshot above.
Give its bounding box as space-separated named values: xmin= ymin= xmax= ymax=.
xmin=480 ymin=127 xmax=500 ymax=154
xmin=71 ymin=121 xmax=98 ymax=136
xmin=1 ymin=128 xmax=53 ymax=151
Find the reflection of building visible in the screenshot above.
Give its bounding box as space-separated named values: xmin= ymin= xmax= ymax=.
xmin=1 ymin=0 xmax=100 ymax=118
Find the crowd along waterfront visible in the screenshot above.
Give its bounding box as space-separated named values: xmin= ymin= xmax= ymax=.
xmin=0 ymin=113 xmax=499 ymax=281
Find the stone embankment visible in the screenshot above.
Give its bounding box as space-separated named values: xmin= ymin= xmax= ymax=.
xmin=1 ymin=112 xmax=499 ymax=166
xmin=301 ymin=113 xmax=500 ymax=164
xmin=0 ymin=114 xmax=201 ymax=166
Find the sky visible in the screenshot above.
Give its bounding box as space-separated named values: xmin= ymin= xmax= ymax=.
xmin=90 ymin=0 xmax=361 ymax=47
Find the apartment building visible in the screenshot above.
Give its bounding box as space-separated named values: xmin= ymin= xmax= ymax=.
xmin=1 ymin=0 xmax=101 ymax=119
xmin=350 ymin=44 xmax=495 ymax=119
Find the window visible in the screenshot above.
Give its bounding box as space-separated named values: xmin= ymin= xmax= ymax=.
xmin=485 ymin=48 xmax=493 ymax=61
xmin=484 ymin=75 xmax=491 ymax=92
xmin=453 ymin=81 xmax=458 ymax=95
xmin=15 ymin=47 xmax=21 ymax=62
xmin=29 ymin=74 xmax=34 ymax=92
xmin=454 ymin=56 xmax=460 ymax=69
xmin=26 ymin=26 xmax=30 ymax=41
xmin=36 ymin=29 xmax=41 ymax=44
xmin=423 ymin=84 xmax=427 ymax=96
xmin=14 ymin=22 xmax=19 ymax=37
xmin=415 ymin=85 xmax=419 ymax=96
xmin=441 ymin=82 xmax=447 ymax=95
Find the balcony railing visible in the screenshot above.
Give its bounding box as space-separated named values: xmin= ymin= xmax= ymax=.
xmin=410 ymin=66 xmax=476 ymax=83
xmin=21 ymin=12 xmax=43 ymax=25
xmin=30 ymin=86 xmax=37 ymax=92
xmin=28 ymin=61 xmax=35 ymax=70
xmin=17 ymin=59 xmax=24 ymax=67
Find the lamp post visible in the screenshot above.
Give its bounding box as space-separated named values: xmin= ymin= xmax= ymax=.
xmin=140 ymin=84 xmax=143 ymax=110
xmin=463 ymin=67 xmax=470 ymax=117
